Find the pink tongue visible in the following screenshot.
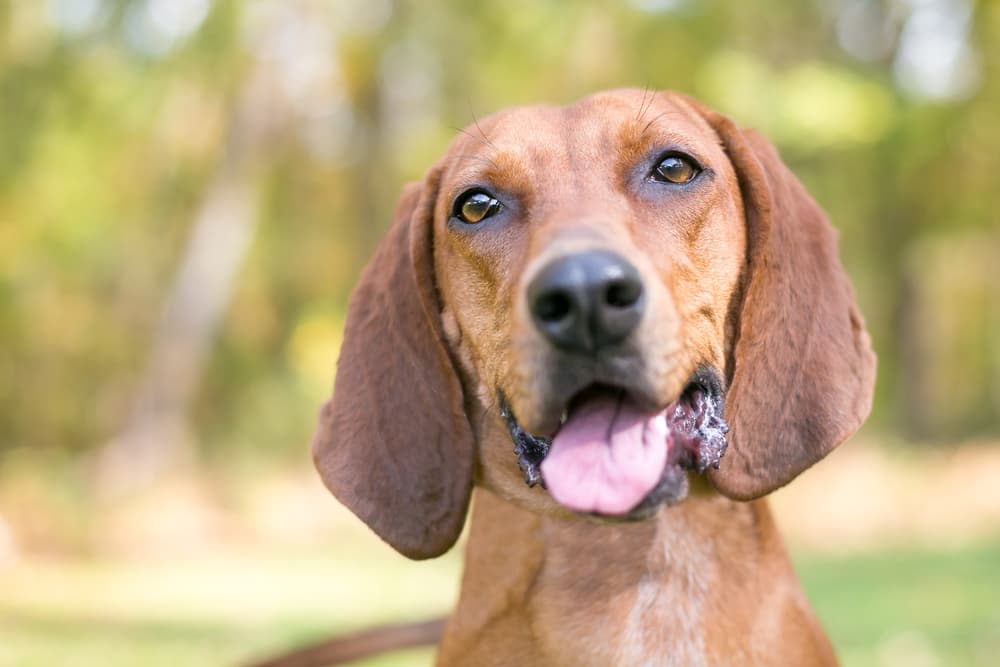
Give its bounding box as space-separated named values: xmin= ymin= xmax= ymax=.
xmin=540 ymin=393 xmax=669 ymax=515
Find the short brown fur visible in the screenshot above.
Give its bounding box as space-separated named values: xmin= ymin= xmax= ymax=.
xmin=313 ymin=90 xmax=875 ymax=665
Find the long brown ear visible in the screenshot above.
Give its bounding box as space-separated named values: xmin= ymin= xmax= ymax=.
xmin=698 ymin=107 xmax=876 ymax=500
xmin=312 ymin=169 xmax=474 ymax=559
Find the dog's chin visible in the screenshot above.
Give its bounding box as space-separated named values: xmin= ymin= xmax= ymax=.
xmin=499 ymin=368 xmax=728 ymax=521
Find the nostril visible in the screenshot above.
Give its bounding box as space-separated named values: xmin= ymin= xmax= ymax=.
xmin=527 ymin=250 xmax=643 ymax=353
xmin=535 ymin=291 xmax=573 ymax=323
xmin=604 ymin=279 xmax=642 ymax=309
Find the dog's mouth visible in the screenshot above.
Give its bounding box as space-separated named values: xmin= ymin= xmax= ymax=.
xmin=499 ymin=370 xmax=727 ymax=518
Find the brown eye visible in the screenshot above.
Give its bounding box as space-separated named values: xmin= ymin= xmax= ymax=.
xmin=653 ymin=154 xmax=700 ymax=184
xmin=455 ymin=190 xmax=502 ymax=224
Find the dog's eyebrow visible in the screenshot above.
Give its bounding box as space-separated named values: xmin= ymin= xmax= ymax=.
xmin=452 ymin=153 xmax=502 ymax=172
xmin=449 ymin=149 xmax=535 ymax=203
xmin=618 ymin=109 xmax=687 ymax=146
xmin=639 ymin=109 xmax=686 ymax=138
xmin=615 ymin=111 xmax=701 ymax=169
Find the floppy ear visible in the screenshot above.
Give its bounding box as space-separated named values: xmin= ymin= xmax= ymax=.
xmin=698 ymin=108 xmax=876 ymax=499
xmin=312 ymin=168 xmax=475 ymax=559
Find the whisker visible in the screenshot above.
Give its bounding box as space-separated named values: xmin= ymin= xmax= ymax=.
xmin=640 ymin=109 xmax=683 ymax=137
xmin=472 ymin=110 xmax=498 ymax=152
xmin=635 ymin=84 xmax=654 ymax=124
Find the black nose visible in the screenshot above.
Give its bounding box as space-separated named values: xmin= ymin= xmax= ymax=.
xmin=527 ymin=250 xmax=644 ymax=353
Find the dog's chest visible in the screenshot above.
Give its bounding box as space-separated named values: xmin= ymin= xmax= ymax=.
xmin=528 ymin=525 xmax=715 ymax=667
xmin=616 ymin=568 xmax=710 ymax=666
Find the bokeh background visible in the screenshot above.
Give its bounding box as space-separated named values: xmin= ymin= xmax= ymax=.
xmin=1 ymin=0 xmax=999 ymax=665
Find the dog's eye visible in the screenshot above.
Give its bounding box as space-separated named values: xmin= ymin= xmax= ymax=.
xmin=652 ymin=154 xmax=701 ymax=184
xmin=454 ymin=190 xmax=502 ymax=224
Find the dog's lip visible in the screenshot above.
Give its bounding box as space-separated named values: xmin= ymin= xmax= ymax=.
xmin=499 ymin=368 xmax=728 ymax=499
xmin=503 ymin=374 xmax=703 ymax=441
xmin=539 ymin=381 xmax=663 ymax=440
xmin=565 ymin=382 xmax=651 ymax=415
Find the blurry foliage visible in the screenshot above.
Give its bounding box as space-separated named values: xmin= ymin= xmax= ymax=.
xmin=0 ymin=0 xmax=998 ymax=474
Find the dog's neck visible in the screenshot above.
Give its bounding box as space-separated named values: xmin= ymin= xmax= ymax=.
xmin=437 ymin=488 xmax=837 ymax=667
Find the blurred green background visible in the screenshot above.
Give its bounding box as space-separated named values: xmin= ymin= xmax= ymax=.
xmin=1 ymin=0 xmax=998 ymax=666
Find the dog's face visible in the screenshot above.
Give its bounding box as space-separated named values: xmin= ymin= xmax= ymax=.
xmin=433 ymin=91 xmax=744 ymax=518
xmin=313 ymin=90 xmax=876 ymax=559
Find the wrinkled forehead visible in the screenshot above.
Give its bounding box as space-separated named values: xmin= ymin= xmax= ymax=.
xmin=438 ymin=90 xmax=719 ymax=201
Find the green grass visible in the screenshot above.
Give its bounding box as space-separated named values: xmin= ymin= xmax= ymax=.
xmin=796 ymin=541 xmax=1000 ymax=666
xmin=1 ymin=539 xmax=997 ymax=666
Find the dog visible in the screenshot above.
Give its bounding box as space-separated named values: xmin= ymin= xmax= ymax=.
xmin=305 ymin=89 xmax=875 ymax=666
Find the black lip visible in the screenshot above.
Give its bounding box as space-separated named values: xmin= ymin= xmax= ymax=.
xmin=669 ymin=369 xmax=728 ymax=474
xmin=499 ymin=368 xmax=728 ymax=510
xmin=499 ymin=395 xmax=550 ymax=488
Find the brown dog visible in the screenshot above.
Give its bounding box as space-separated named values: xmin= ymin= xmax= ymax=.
xmin=312 ymin=89 xmax=875 ymax=666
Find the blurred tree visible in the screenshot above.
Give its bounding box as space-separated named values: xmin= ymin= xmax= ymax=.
xmin=96 ymin=47 xmax=288 ymax=492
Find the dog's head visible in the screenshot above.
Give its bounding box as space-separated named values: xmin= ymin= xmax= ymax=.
xmin=312 ymin=90 xmax=876 ymax=559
